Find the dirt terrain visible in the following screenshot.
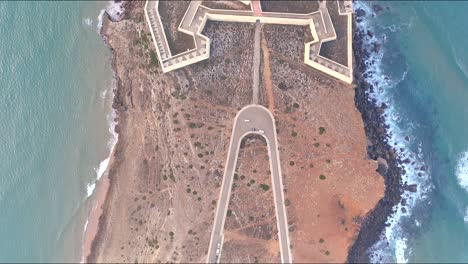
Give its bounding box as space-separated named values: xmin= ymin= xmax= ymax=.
xmin=319 ymin=0 xmax=349 ymax=66
xmin=158 ymin=1 xmax=195 ymax=54
xmin=202 ymin=1 xmax=251 ymax=11
xmin=260 ymin=1 xmax=320 ymax=14
xmin=87 ymin=1 xmax=384 ymax=263
xmin=261 ymin=19 xmax=383 ymax=262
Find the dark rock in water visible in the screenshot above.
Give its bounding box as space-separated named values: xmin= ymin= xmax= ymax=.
xmin=356 ymin=8 xmax=367 ymax=17
xmin=373 ymin=4 xmax=384 ymax=13
xmin=403 ymin=158 xmax=411 ymax=164
xmin=420 ymin=166 xmax=426 ymax=171
xmin=401 ymin=198 xmax=407 ymax=206
xmin=377 ymin=107 xmax=385 ymax=115
xmin=405 ymin=184 xmax=417 ymax=193
xmin=347 ymin=17 xmax=404 ymax=263
xmin=401 ymin=207 xmax=407 ymax=213
xmin=377 ymin=157 xmax=389 ymax=175
xmin=405 ymin=136 xmax=410 ymax=141
xmin=381 ymin=102 xmax=388 ymax=109
xmin=367 ymin=30 xmax=374 ymax=38
xmin=373 ymin=42 xmax=382 ymax=53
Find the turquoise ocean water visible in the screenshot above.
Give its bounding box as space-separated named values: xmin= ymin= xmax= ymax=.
xmin=1 ymin=1 xmax=468 ymax=263
xmin=356 ymin=2 xmax=468 ymax=262
xmin=0 ymin=2 xmax=114 ymax=262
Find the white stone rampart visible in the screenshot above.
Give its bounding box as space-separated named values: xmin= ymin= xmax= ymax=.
xmin=145 ymin=0 xmax=354 ymax=84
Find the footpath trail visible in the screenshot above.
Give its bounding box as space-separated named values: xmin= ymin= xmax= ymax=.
xmin=261 ymin=34 xmax=275 ymax=112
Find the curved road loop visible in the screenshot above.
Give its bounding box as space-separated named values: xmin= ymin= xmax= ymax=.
xmin=207 ymin=105 xmax=292 ymax=263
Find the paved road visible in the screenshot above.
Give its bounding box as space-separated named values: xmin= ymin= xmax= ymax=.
xmin=252 ymin=20 xmax=261 ymax=104
xmin=207 ymin=105 xmax=292 ymax=263
xmin=252 ymin=0 xmax=263 ymax=17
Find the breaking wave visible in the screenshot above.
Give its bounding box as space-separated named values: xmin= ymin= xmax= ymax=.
xmin=456 ymin=150 xmax=468 ymax=193
xmin=354 ymin=2 xmax=432 ymax=262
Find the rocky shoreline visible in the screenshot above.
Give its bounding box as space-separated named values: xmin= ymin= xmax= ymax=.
xmin=346 ymin=9 xmax=405 ymax=263
xmin=83 ymin=1 xmax=130 ymax=261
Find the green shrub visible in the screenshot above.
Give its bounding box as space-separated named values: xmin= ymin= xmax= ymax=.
xmin=291 ymin=131 xmax=298 ymax=137
xmin=313 ymin=142 xmax=320 ymax=147
xmin=189 ymin=122 xmax=204 ymax=128
xmin=319 ymin=127 xmax=326 ymax=135
xmin=260 ymin=184 xmax=270 ymax=191
xmin=150 ymin=50 xmax=158 ymax=66
xmin=278 ymin=82 xmax=287 ymax=90
xmin=319 ymin=174 xmax=326 ymax=180
xmin=289 ymin=161 xmax=295 ymax=166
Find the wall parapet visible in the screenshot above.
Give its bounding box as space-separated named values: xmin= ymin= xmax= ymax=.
xmin=144 ymin=0 xmax=353 ymax=84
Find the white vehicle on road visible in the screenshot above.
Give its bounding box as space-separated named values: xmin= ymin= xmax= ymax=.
xmin=258 ymin=129 xmax=265 ymax=134
xmin=216 ymin=242 xmax=221 ymax=255
xmin=244 ymin=119 xmax=250 ymax=122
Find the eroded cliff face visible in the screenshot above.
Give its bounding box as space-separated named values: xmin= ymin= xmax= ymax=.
xmin=88 ymin=2 xmax=383 ymax=263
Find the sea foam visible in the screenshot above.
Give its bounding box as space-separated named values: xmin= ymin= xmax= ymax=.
xmin=354 ymin=2 xmax=432 ymax=263
xmin=85 ymin=4 xmax=120 ymax=199
xmin=456 ymin=150 xmax=468 ymax=192
xmin=86 ymin=157 xmax=110 ymax=198
xmin=83 ymin=18 xmax=93 ymax=27
xmin=97 ymin=10 xmax=106 ymax=33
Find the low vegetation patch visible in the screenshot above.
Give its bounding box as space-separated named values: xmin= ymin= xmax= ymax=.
xmin=319 ymin=126 xmax=326 ymax=135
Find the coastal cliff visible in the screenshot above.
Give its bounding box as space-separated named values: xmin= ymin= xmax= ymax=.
xmin=86 ymin=1 xmax=386 ymax=262
xmin=347 ymin=8 xmax=405 ymax=263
